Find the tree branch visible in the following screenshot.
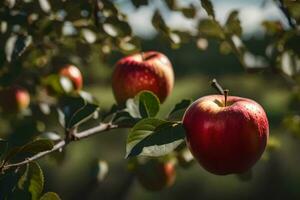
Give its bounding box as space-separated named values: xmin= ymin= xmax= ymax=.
xmin=1 ymin=123 xmax=123 ymax=172
xmin=278 ymin=0 xmax=296 ymax=29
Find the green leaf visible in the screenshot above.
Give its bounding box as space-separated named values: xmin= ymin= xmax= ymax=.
xmin=43 ymin=74 xmax=74 ymax=95
xmin=58 ymin=97 xmax=99 ymax=129
xmin=38 ymin=0 xmax=51 ymax=13
xmin=165 ymin=0 xmax=177 ymax=10
xmin=20 ymin=139 xmax=54 ymax=155
xmin=3 ymin=140 xmax=53 ymax=169
xmin=198 ymin=19 xmax=225 ymax=39
xmin=286 ymin=33 xmax=300 ymax=54
xmin=181 ymin=5 xmax=197 ymax=19
xmin=201 ymin=0 xmax=215 ymax=18
xmin=5 ymin=34 xmax=32 ymax=62
xmin=262 ymin=21 xmax=283 ymax=35
xmin=0 ymin=139 xmax=8 ymax=159
xmin=152 ymin=10 xmax=169 ymax=34
xmin=225 ymin=10 xmax=242 ymax=36
xmin=125 ymin=91 xmax=160 ymax=119
xmin=125 ymin=99 xmax=141 ymax=119
xmin=131 ymin=0 xmax=148 ymax=8
xmin=18 ymin=162 xmax=44 ymax=200
xmin=40 ymin=192 xmax=61 ymax=200
xmin=168 ymin=99 xmax=192 ymax=121
xmin=219 ymin=41 xmax=232 ymax=55
xmin=0 ymin=167 xmax=26 ymax=199
xmin=138 ymin=91 xmax=160 ymax=118
xmin=126 ymin=118 xmax=186 ymax=158
xmin=112 ymin=111 xmax=139 ymax=127
xmin=102 ymin=17 xmax=132 ymax=37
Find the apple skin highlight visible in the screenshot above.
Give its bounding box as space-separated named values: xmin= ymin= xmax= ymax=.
xmin=112 ymin=51 xmax=174 ymax=105
xmin=183 ymin=95 xmax=269 ymax=175
xmin=59 ymin=64 xmax=83 ymax=91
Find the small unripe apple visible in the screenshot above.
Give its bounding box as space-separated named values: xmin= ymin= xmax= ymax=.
xmin=112 ymin=51 xmax=174 ymax=105
xmin=0 ymin=86 xmax=30 ymax=113
xmin=134 ymin=159 xmax=176 ymax=191
xmin=59 ymin=64 xmax=83 ymax=91
xmin=183 ymin=94 xmax=269 ymax=175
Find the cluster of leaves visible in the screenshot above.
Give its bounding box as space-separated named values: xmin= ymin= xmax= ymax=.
xmin=0 ymin=94 xmax=100 ymax=199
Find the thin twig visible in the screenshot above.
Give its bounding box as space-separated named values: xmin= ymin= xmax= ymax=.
xmin=278 ymin=0 xmax=296 ymax=29
xmin=1 ymin=123 xmax=122 ymax=172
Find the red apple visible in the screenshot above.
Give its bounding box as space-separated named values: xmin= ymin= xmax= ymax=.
xmin=134 ymin=159 xmax=176 ymax=191
xmin=112 ymin=51 xmax=174 ymax=104
xmin=183 ymin=95 xmax=269 ymax=175
xmin=0 ymin=86 xmax=30 ymax=113
xmin=59 ymin=64 xmax=83 ymax=91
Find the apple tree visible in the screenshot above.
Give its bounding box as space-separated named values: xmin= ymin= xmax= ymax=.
xmin=0 ymin=0 xmax=299 ymax=199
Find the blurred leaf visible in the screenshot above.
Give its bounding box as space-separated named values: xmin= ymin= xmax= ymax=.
xmin=279 ymin=51 xmax=300 ymax=76
xmin=165 ymin=0 xmax=177 ymax=10
xmin=43 ymin=75 xmax=74 ymax=95
xmin=126 ymin=118 xmax=186 ymax=158
xmin=5 ymin=34 xmax=32 ymax=62
xmin=152 ymin=10 xmax=169 ymax=34
xmin=18 ymin=162 xmax=44 ymax=200
xmin=39 ymin=132 xmax=61 ymax=141
xmin=78 ymin=90 xmax=98 ymax=104
xmin=201 ymin=0 xmax=215 ymax=18
xmin=5 ymin=0 xmax=15 ymax=8
xmin=285 ymin=33 xmax=300 ymax=54
xmin=267 ymin=136 xmax=281 ymax=151
xmin=103 ymin=17 xmax=132 ymax=37
xmin=262 ymin=20 xmax=283 ymax=35
xmin=3 ymin=140 xmax=53 ymax=164
xmin=168 ymin=99 xmax=192 ymax=121
xmin=219 ymin=41 xmax=232 ymax=55
xmin=168 ymin=32 xmax=181 ymax=48
xmin=81 ymin=29 xmax=97 ymax=44
xmin=284 ymin=0 xmax=300 ymax=21
xmin=58 ymin=97 xmax=99 ymax=129
xmin=8 ymin=118 xmax=42 ymax=147
xmin=138 ymin=91 xmax=160 ymax=118
xmin=40 ymin=192 xmax=61 ymax=200
xmin=225 ymin=10 xmax=242 ymax=36
xmin=90 ymin=160 xmax=109 ymax=182
xmin=181 ymin=5 xmax=197 ymax=18
xmin=19 ymin=139 xmax=53 ymax=155
xmin=283 ymin=114 xmax=300 ymax=137
xmin=38 ymin=0 xmax=51 ymax=13
xmin=0 ymin=139 xmax=8 ymax=159
xmin=198 ymin=19 xmax=225 ymax=39
xmin=243 ymin=51 xmax=268 ymax=71
xmin=131 ymin=0 xmax=148 ymax=8
xmin=0 ymin=167 xmax=26 ymax=199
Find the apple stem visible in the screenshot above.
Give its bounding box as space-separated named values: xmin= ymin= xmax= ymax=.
xmin=224 ymin=89 xmax=229 ymax=107
xmin=211 ymin=79 xmax=224 ymax=95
